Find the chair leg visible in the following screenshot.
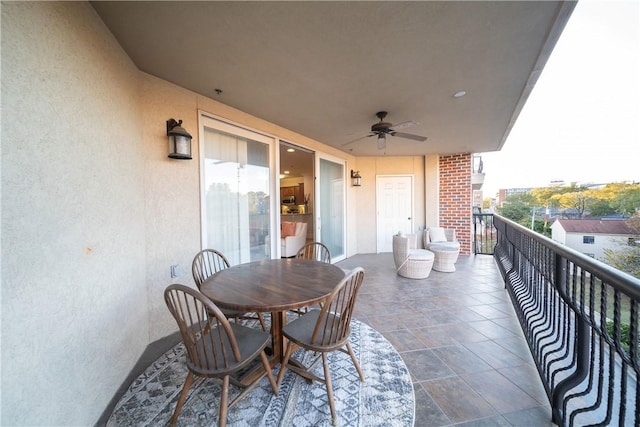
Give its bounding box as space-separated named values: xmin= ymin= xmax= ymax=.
xmin=219 ymin=375 xmax=230 ymax=427
xmin=345 ymin=341 xmax=365 ymax=381
xmin=260 ymin=350 xmax=278 ymax=395
xmin=257 ymin=312 xmax=267 ymax=331
xmin=322 ymin=353 xmax=337 ymax=426
xmin=276 ymin=341 xmax=296 ymax=387
xmin=169 ymin=371 xmax=194 ymax=426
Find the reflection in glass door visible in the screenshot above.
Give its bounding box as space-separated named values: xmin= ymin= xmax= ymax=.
xmin=200 ymin=116 xmax=273 ymax=265
xmin=317 ymin=156 xmax=346 ymax=261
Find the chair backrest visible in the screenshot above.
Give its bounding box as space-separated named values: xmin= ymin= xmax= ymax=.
xmin=192 ymin=249 xmax=230 ymax=290
xmin=425 ymin=227 xmax=456 ymax=244
xmin=296 ymin=242 xmax=331 ymax=263
xmin=392 ymin=234 xmax=412 ymax=268
xmin=311 ymin=267 xmax=365 ymax=347
xmin=294 ymin=222 xmax=307 ymax=236
xmin=164 ymin=284 xmax=241 ymax=375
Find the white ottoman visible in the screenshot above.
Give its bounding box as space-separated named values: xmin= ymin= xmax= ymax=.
xmin=429 ymin=244 xmax=459 ymax=272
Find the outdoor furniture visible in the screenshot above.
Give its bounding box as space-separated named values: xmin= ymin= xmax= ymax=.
xmin=392 ymin=234 xmax=434 ymax=279
xmin=276 ymin=267 xmax=366 ymax=425
xmin=192 ymin=249 xmax=267 ymax=331
xmin=429 ymin=245 xmax=460 ymax=272
xmin=200 ymin=258 xmax=346 ymax=368
xmin=164 ymin=284 xmax=278 ymax=427
xmin=423 ymin=227 xmax=460 ymax=272
xmin=294 ymin=242 xmax=332 ymax=315
xmin=296 ymin=241 xmax=331 ymax=263
xmin=281 ymin=222 xmax=308 ymax=257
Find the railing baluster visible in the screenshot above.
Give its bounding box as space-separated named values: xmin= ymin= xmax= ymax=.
xmin=491 ymin=214 xmax=640 ymax=426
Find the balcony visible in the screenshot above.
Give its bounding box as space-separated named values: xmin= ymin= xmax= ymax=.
xmin=472 ymin=155 xmax=486 ymax=190
xmin=104 ymin=216 xmax=640 ymax=425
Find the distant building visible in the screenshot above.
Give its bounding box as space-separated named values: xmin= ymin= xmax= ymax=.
xmin=551 ymin=219 xmax=639 ymax=260
xmin=497 ymin=187 xmax=532 ymax=208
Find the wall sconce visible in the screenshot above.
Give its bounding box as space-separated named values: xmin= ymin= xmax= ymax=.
xmin=351 ymin=170 xmax=362 ymax=187
xmin=166 ymin=118 xmax=192 ymax=160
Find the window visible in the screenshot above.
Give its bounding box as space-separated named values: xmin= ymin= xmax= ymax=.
xmin=583 ymin=236 xmax=595 ymax=244
xmin=200 ymin=114 xmax=274 ymax=264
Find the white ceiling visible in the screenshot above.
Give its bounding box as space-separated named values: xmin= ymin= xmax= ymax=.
xmin=91 ymin=1 xmax=575 ymax=157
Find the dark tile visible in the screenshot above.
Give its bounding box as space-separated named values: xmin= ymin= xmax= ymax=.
xmin=400 ymin=349 xmax=455 ymax=381
xmin=466 ymin=320 xmax=518 ymax=340
xmin=411 ymin=325 xmax=459 ymax=348
xmin=502 ymin=406 xmax=555 ymax=426
xmin=420 ymin=376 xmax=497 ymax=423
xmin=463 ymin=340 xmax=528 ymax=369
xmin=413 ymin=383 xmax=451 ymax=427
xmin=366 ymin=314 xmax=410 ymax=332
xmin=495 ymin=335 xmax=534 ymax=362
xmin=498 ymin=364 xmax=549 ymax=405
xmin=431 ymin=345 xmax=493 ymax=375
xmin=381 ymin=329 xmax=425 ymax=352
xmin=468 ymin=304 xmax=511 ymax=319
xmin=402 ymin=309 xmax=458 ymax=328
xmin=454 ymin=415 xmax=512 ymax=426
xmin=461 ymin=370 xmax=541 ymax=414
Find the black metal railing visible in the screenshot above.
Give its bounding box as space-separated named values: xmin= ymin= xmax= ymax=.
xmin=493 ymin=214 xmax=640 ymax=426
xmin=473 ymin=213 xmax=496 ymax=255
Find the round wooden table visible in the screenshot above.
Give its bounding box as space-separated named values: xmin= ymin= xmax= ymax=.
xmin=201 ymin=258 xmax=346 ymax=364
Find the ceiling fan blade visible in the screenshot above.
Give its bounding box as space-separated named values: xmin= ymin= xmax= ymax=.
xmin=389 ymin=120 xmax=417 ymax=131
xmin=391 ymin=132 xmax=427 ymax=142
xmin=341 ymin=133 xmax=375 ymax=147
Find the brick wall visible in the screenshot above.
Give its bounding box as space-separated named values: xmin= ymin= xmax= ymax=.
xmin=439 ymin=154 xmax=472 ymax=254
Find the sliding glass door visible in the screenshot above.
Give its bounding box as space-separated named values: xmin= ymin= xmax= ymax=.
xmin=199 ymin=114 xmax=275 ymax=265
xmin=316 ymin=154 xmax=346 ymax=262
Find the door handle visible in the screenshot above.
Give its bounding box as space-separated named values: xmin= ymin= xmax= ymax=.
xmin=408 ymin=217 xmax=411 ymax=220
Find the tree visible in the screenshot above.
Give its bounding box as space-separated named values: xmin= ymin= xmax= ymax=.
xmin=604 ymin=217 xmax=640 ymax=279
xmin=610 ymin=184 xmax=640 ymax=216
xmin=498 ymin=192 xmax=536 ymax=224
xmin=553 ymin=190 xmax=594 ymax=218
xmin=482 ymin=197 xmax=492 ymax=210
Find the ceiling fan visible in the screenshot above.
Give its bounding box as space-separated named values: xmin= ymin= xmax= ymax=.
xmin=343 ymin=111 xmax=427 ymax=150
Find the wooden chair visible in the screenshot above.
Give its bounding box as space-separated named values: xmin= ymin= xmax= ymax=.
xmin=192 ymin=249 xmax=267 ymax=331
xmin=276 ymin=267 xmax=365 ymax=425
xmin=296 ymin=241 xmax=331 ymax=263
xmin=164 ymin=284 xmax=278 ymax=427
xmin=292 ymin=242 xmax=332 ymax=316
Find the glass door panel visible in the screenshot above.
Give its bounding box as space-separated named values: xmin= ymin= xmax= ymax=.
xmin=200 ymin=116 xmax=274 ymax=265
xmin=317 ymin=155 xmax=346 ymax=262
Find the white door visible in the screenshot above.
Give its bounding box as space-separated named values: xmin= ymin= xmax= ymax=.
xmin=376 ymin=175 xmax=413 ymax=252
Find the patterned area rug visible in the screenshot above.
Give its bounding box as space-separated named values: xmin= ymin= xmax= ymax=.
xmin=108 ymin=319 xmax=414 ymax=426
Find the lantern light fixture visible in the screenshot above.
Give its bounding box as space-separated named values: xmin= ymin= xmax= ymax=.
xmin=166 ymin=118 xmax=192 ymax=160
xmin=351 ymin=170 xmax=362 ymax=187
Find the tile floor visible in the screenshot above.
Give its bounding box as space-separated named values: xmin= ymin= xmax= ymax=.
xmin=336 ymin=253 xmax=556 ymax=426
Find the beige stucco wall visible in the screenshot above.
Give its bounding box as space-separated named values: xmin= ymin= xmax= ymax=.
xmin=352 ymin=156 xmax=429 ymax=253
xmin=1 ymin=2 xmax=146 ymax=425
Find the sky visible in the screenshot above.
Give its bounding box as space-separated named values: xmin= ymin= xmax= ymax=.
xmin=480 ymin=0 xmax=640 ymax=197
